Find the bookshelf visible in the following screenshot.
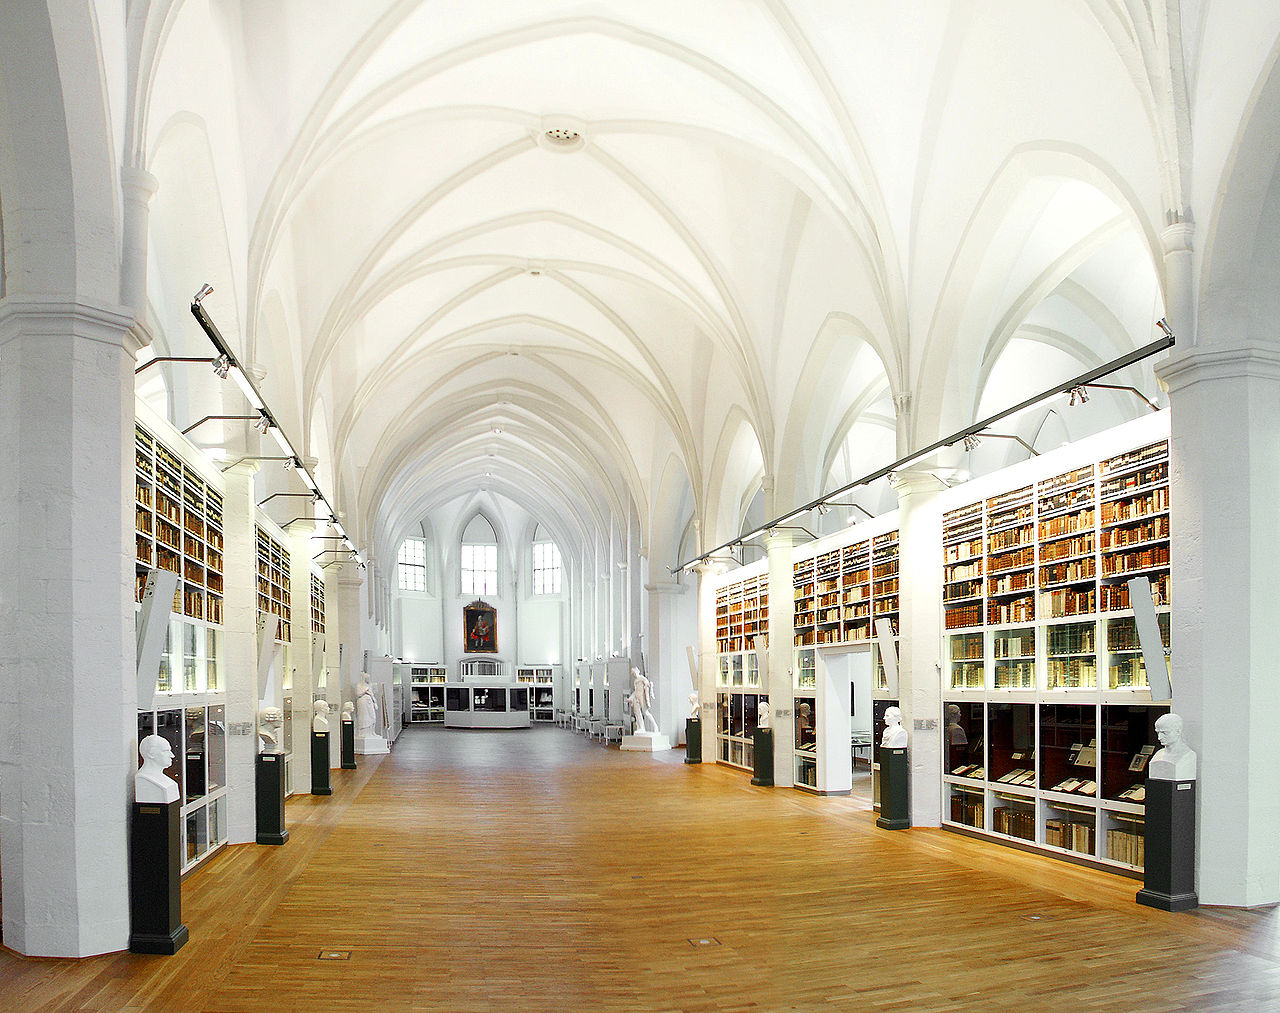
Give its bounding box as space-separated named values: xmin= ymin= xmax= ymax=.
xmin=716 ymin=651 xmax=764 ymax=770
xmin=310 ymin=573 xmax=325 ymax=636
xmin=409 ymin=665 xmax=447 ymax=722
xmin=256 ymin=526 xmax=292 ymax=644
xmin=135 ymin=421 xmax=224 ymax=694
xmin=938 ymin=419 xmax=1172 ymax=874
xmin=793 ymin=531 xmax=899 ymax=653
xmin=516 ymin=666 xmax=558 ymax=721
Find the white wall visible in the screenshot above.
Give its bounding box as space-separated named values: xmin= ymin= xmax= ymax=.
xmin=397 ymin=592 xmax=443 ymax=662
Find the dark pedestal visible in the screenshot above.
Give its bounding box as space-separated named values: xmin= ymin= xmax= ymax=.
xmin=1137 ymin=778 xmax=1198 ymax=912
xmin=685 ymin=718 xmax=702 ymax=764
xmin=311 ymin=731 xmax=332 ymax=796
xmin=128 ymin=800 xmax=189 ymax=954
xmin=876 ymin=748 xmax=910 ymax=830
xmin=255 ymin=751 xmax=289 ymax=846
xmin=341 ymin=720 xmax=357 ymax=769
xmin=751 ymin=727 xmax=774 ymax=786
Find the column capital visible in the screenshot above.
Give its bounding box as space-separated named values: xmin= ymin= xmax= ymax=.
xmin=0 ymin=297 xmax=144 ymax=355
xmin=644 ymin=581 xmax=683 ymax=596
xmin=1155 ymin=344 xmax=1280 ymax=393
xmin=764 ymin=529 xmax=794 ymax=552
xmin=1160 ymin=220 xmax=1195 ymax=255
xmin=890 ymin=468 xmax=946 ymax=500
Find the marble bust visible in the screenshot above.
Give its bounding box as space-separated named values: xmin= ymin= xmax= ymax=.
xmin=756 ymin=697 xmax=771 ymax=731
xmin=313 ymin=698 xmax=331 ymax=732
xmin=881 ymin=705 xmax=908 ymax=749
xmin=341 ymin=701 xmax=355 ymax=722
xmin=1149 ymin=713 xmax=1196 ymax=781
xmin=688 ymin=691 xmax=700 ymax=719
xmin=136 ymin=734 xmax=180 ymax=803
xmin=259 ymin=706 xmax=284 ymax=753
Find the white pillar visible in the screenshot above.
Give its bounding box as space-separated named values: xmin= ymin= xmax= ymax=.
xmin=1157 ymin=344 xmax=1280 ymax=906
xmin=645 ymin=580 xmax=694 ymax=742
xmin=765 ymin=531 xmax=796 ymax=788
xmin=335 ymin=560 xmax=364 ymax=712
xmin=0 ymin=302 xmax=140 ymax=956
xmin=287 ymin=521 xmax=316 ymax=788
xmin=691 ymin=561 xmax=721 ymax=760
xmin=222 ymin=462 xmax=260 ymax=845
xmin=893 ymin=471 xmax=944 ymax=827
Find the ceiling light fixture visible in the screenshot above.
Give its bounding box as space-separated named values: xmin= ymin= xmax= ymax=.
xmin=211 ymin=354 xmax=231 ymax=379
xmin=1068 ymin=386 xmax=1089 ymax=406
xmin=963 ymin=435 xmax=982 ymax=452
xmin=252 ymin=412 xmax=270 ymax=434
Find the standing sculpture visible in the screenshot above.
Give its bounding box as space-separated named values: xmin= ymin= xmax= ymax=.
xmin=354 ymin=672 xmax=390 ymax=754
xmin=627 ymin=667 xmax=659 ymax=734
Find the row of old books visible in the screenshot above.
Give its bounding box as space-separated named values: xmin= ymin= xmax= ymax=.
xmin=1107 ymin=827 xmax=1145 ymax=867
xmin=1046 ymin=818 xmax=1096 ymax=854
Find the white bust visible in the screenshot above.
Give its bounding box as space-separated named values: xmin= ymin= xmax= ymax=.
xmin=341 ymin=701 xmax=355 ymax=722
xmin=259 ymin=706 xmax=284 ymax=752
xmin=881 ymin=705 xmax=908 ymax=749
xmin=313 ymin=698 xmax=331 ymax=732
xmin=688 ymin=692 xmax=700 ymax=718
xmin=136 ymin=734 xmax=180 ymax=803
xmin=1149 ymin=713 xmax=1196 ymax=781
xmin=757 ymin=697 xmax=771 ymax=730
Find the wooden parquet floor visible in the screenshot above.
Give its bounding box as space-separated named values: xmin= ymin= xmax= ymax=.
xmin=3 ymin=726 xmax=1280 ymax=1012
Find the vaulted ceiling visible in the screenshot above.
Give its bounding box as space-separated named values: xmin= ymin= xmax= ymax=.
xmin=127 ymin=1 xmax=1273 ymax=575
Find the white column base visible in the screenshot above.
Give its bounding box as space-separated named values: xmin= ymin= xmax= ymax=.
xmin=355 ymin=734 xmax=389 ymax=755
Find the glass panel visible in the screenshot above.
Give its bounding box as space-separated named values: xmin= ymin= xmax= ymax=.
xmin=206 ymin=628 xmax=220 ymax=692
xmin=730 ymin=655 xmax=743 ymax=687
xmin=184 ymin=706 xmax=206 ymax=803
xmin=1040 ymin=703 xmax=1097 ymax=796
xmin=794 ymin=696 xmax=816 ymax=751
xmin=185 ymin=806 xmax=208 ymax=863
xmin=743 ymin=695 xmax=759 ymax=738
xmin=446 ymin=687 xmax=469 ymax=711
xmin=1046 ymin=622 xmax=1097 ymax=690
xmin=137 ymin=711 xmax=155 ymax=754
xmin=157 ymin=619 xmax=176 ymax=693
xmin=473 ymin=687 xmax=506 ymax=712
xmin=795 ymin=755 xmax=817 ymax=788
xmin=717 ymin=693 xmax=730 ymax=736
xmin=509 ymin=688 xmax=528 ymax=711
xmin=949 ymin=633 xmax=984 ymax=690
xmin=795 ymin=649 xmax=815 ymax=690
xmin=1106 ymin=613 xmax=1170 ymax=690
xmin=183 ymin=621 xmax=199 ymax=692
xmin=717 ymin=656 xmax=730 ymax=686
xmin=871 ymin=699 xmax=899 ymax=768
xmin=992 ymin=627 xmax=1036 ymax=689
xmin=1101 ymin=704 xmax=1168 ymax=802
xmin=944 ymin=701 xmax=983 ymax=778
xmin=209 ymin=795 xmax=226 ymax=847
xmin=207 ymin=704 xmax=226 ymax=792
xmin=730 ymin=694 xmax=744 ymax=737
xmin=282 ymin=694 xmax=294 ymax=756
xmin=988 ymin=702 xmax=1035 ymax=785
xmin=155 ymin=708 xmax=183 ymax=799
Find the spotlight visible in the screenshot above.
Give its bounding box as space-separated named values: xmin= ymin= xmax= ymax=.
xmin=963 ymin=435 xmax=981 ymax=452
xmin=211 ymin=354 xmax=231 ymax=379
xmin=1068 ymin=386 xmax=1089 ymax=406
xmin=283 ymin=457 xmax=296 ymax=471
xmin=816 ymin=503 xmax=830 ymax=516
xmin=253 ymin=412 xmax=270 ymax=434
xmin=1156 ymin=318 xmax=1175 ymax=340
xmin=193 ymin=283 xmax=214 ymax=305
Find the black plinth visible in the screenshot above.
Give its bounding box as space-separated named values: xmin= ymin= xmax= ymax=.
xmin=311 ymin=731 xmax=332 ymax=796
xmin=255 ymin=751 xmax=289 ymax=846
xmin=128 ymin=800 xmax=189 ymax=954
xmin=341 ymin=720 xmax=357 ymax=769
xmin=876 ymin=748 xmax=910 ymax=830
xmin=1136 ymin=778 xmax=1198 ymax=912
xmin=685 ymin=718 xmax=702 ymax=764
xmin=752 ymin=727 xmax=775 ymax=786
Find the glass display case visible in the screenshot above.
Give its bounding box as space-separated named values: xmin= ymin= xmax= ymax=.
xmin=944 ymin=701 xmax=984 ymax=777
xmin=1101 ymin=704 xmax=1166 ymax=802
xmin=988 ymin=702 xmax=1035 ymax=787
xmin=794 ymin=693 xmax=817 ymax=787
xmin=1039 ymin=704 xmax=1097 ymax=796
xmin=138 ymin=704 xmax=228 ymax=873
xmin=1107 ymin=613 xmax=1170 ymax=690
xmin=714 ymin=651 xmax=763 ymax=771
xmin=473 ymin=687 xmax=507 ymax=712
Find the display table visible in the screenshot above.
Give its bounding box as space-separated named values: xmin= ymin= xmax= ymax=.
xmin=443 ymin=683 xmax=532 ymax=729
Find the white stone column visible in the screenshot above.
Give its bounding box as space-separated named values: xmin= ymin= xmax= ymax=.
xmin=335 ymin=560 xmax=365 ymax=714
xmin=691 ymin=560 xmax=721 ymax=760
xmin=0 ymin=302 xmax=139 ymax=956
xmin=645 ymin=580 xmax=694 ymax=742
xmin=893 ymin=471 xmax=944 ymax=827
xmin=222 ymin=462 xmax=260 ymax=845
xmin=1157 ymin=345 xmax=1280 ymax=906
xmin=765 ymin=530 xmax=796 ymax=788
xmin=287 ymin=521 xmax=316 ymax=787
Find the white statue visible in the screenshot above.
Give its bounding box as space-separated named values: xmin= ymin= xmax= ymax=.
xmin=688 ymin=691 xmax=700 ymax=718
xmin=757 ymin=697 xmax=771 ymax=731
xmin=341 ymin=701 xmax=355 ymax=722
xmin=627 ymin=667 xmax=659 ymax=734
xmin=313 ymin=698 xmax=331 ymax=732
xmin=355 ymin=673 xmax=378 ymax=738
xmin=1149 ymin=713 xmax=1197 ymax=781
xmin=258 ymin=706 xmax=284 ymax=753
xmin=136 ymin=734 xmax=180 ymax=803
xmin=881 ymin=705 xmax=908 ymax=749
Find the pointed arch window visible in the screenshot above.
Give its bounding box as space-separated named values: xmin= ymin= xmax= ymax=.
xmin=532 ymin=526 xmax=562 ymax=595
xmin=461 ymin=515 xmax=498 ymax=595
